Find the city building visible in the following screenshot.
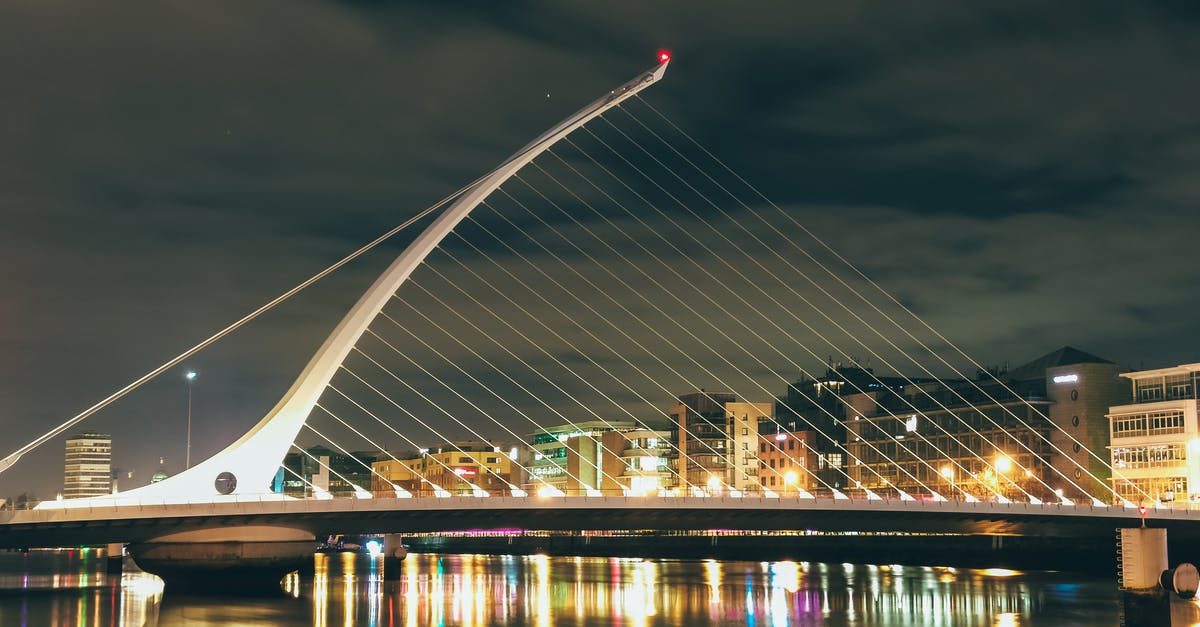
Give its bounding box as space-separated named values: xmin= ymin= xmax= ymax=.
xmin=758 ymin=428 xmax=819 ymax=494
xmin=670 ymin=391 xmax=735 ymax=494
xmin=668 ymin=391 xmax=770 ymax=495
xmin=527 ymin=421 xmax=636 ymax=495
xmin=1108 ymin=363 xmax=1200 ymax=506
xmin=774 ymin=369 xmax=890 ymax=493
xmin=275 ymin=446 xmax=379 ymax=497
xmin=724 ymin=401 xmax=770 ymax=493
xmin=838 ymin=347 xmax=1125 ymax=502
xmin=371 ymin=441 xmax=520 ymax=497
xmin=63 ymin=432 xmax=112 ymax=499
xmin=598 ymin=427 xmax=673 ymax=496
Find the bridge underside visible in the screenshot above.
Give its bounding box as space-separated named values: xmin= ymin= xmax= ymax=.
xmin=0 ymin=497 xmax=1182 ymax=549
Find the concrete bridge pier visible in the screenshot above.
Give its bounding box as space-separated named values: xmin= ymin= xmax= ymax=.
xmin=127 ymin=525 xmax=315 ymax=595
xmin=382 ymin=534 xmax=408 ymax=580
xmin=105 ymin=543 xmax=124 ymax=575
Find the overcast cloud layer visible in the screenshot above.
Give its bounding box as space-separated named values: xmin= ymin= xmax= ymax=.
xmin=1 ymin=1 xmax=1198 ymax=497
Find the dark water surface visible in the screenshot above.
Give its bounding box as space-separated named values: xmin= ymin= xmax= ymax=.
xmin=0 ymin=548 xmax=1192 ymax=625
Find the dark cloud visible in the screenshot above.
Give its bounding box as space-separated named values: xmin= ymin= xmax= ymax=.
xmin=1 ymin=1 xmax=1198 ymax=497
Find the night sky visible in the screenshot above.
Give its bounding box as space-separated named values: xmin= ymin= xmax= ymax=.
xmin=2 ymin=2 xmax=1198 ymax=499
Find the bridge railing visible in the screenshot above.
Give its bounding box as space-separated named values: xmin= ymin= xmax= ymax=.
xmin=13 ymin=489 xmax=1194 ymax=519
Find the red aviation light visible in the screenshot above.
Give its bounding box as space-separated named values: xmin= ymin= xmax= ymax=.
xmin=658 ymin=50 xmax=671 ymax=64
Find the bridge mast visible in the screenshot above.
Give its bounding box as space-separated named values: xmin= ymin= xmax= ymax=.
xmin=41 ymin=56 xmax=671 ymax=505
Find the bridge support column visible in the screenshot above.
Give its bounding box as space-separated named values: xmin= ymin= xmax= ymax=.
xmin=105 ymin=543 xmax=124 ymax=575
xmin=1119 ymin=527 xmax=1168 ymax=591
xmin=128 ymin=526 xmax=315 ymax=595
xmin=382 ymin=534 xmax=408 ymax=581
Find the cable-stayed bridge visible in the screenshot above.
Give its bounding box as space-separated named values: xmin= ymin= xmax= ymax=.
xmin=0 ymin=57 xmax=1192 ymax=584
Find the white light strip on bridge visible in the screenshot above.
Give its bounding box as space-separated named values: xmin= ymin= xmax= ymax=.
xmin=578 ymin=120 xmax=1029 ymax=505
xmin=626 ymin=99 xmax=1133 ymax=506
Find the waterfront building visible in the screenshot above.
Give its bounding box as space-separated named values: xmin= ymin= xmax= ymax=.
xmin=63 ymin=432 xmax=112 ymax=499
xmin=598 ymin=427 xmax=673 ymax=495
xmin=370 ymin=453 xmax=425 ymax=496
xmin=724 ymin=401 xmax=770 ymax=493
xmin=838 ymin=347 xmax=1125 ymax=502
xmin=670 ymin=391 xmax=735 ymax=494
xmin=668 ymin=391 xmax=771 ymax=495
xmin=758 ymin=428 xmax=819 ymax=494
xmin=1108 ymin=363 xmax=1200 ymax=506
xmin=276 ymin=446 xmax=379 ymax=497
xmin=372 ymin=441 xmax=520 ymax=497
xmin=527 ymin=421 xmax=636 ymax=495
xmin=775 ymin=370 xmax=887 ymax=493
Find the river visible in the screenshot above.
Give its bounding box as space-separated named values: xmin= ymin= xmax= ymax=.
xmin=0 ymin=548 xmax=1193 ymax=625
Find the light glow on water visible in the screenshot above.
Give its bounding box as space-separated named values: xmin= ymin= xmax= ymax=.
xmin=0 ymin=549 xmax=1176 ymax=625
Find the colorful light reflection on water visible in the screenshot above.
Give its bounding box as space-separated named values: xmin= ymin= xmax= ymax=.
xmin=0 ymin=549 xmax=1174 ymax=626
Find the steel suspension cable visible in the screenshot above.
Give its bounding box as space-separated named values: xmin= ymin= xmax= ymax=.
xmin=622 ymin=100 xmax=1134 ymax=505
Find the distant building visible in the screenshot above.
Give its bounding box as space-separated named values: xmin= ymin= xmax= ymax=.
xmin=670 ymin=391 xmax=736 ymax=494
xmin=598 ymin=427 xmax=672 ymax=496
xmin=277 ymin=446 xmax=379 ymax=497
xmin=63 ymin=432 xmax=112 ymax=499
xmin=835 ymin=347 xmax=1125 ymax=502
xmin=668 ymin=392 xmax=770 ymax=495
xmin=150 ymin=457 xmax=170 ymax=484
xmin=527 ymin=421 xmax=636 ymax=495
xmin=1108 ymin=363 xmax=1200 ymax=506
xmin=724 ymin=401 xmax=770 ymax=493
xmin=758 ymin=428 xmax=819 ymax=494
xmin=372 ymin=441 xmax=520 ymax=497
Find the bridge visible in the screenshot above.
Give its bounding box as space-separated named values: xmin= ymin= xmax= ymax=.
xmin=3 ymin=496 xmax=1191 ymax=550
xmin=0 ymin=54 xmax=1184 ymax=591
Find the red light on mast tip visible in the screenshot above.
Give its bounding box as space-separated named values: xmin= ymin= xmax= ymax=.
xmin=658 ymin=50 xmax=671 ymax=63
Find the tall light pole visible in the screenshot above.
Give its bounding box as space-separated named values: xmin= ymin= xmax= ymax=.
xmin=185 ymin=370 xmax=197 ymax=469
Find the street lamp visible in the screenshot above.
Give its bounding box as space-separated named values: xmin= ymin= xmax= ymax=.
xmin=185 ymin=370 xmax=198 ymax=469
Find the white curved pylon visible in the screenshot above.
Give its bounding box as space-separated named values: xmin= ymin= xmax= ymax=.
xmin=42 ymin=59 xmax=671 ymax=507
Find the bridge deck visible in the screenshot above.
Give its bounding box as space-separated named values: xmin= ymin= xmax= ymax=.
xmin=1 ymin=496 xmax=1190 ymax=548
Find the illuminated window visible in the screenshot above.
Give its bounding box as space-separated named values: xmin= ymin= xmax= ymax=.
xmin=1136 ymin=380 xmax=1165 ymax=402
xmin=1166 ymin=375 xmax=1194 ymax=400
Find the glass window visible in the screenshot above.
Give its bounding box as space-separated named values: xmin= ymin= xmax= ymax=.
xmin=1166 ymin=374 xmax=1194 ymax=400
xmin=1136 ymin=379 xmax=1165 ymax=402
